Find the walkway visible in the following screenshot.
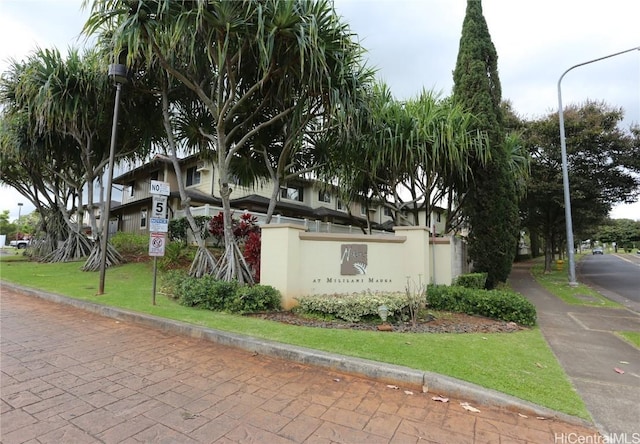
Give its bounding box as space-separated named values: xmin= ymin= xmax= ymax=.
xmin=509 ymin=261 xmax=640 ymax=437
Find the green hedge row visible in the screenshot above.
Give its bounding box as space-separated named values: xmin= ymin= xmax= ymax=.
xmin=162 ymin=272 xmax=281 ymax=313
xmin=454 ymin=272 xmax=487 ymax=289
xmin=427 ymin=284 xmax=537 ymax=326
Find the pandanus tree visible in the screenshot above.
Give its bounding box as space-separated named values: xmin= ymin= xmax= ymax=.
xmin=0 ymin=47 xmax=159 ymax=266
xmin=320 ymin=82 xmax=487 ymax=234
xmin=1 ymin=50 xmax=103 ymax=261
xmin=160 ymin=75 xmax=221 ymax=277
xmin=84 ymin=0 xmax=372 ymax=283
xmin=0 ymin=102 xmax=69 ymax=257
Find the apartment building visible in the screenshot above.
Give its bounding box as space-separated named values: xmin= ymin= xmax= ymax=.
xmin=107 ymin=155 xmax=448 ymax=236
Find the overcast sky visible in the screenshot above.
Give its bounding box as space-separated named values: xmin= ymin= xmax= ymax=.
xmin=1 ymin=0 xmax=639 ymax=221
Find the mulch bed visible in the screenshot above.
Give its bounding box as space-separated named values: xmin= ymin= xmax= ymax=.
xmin=248 ymin=311 xmax=523 ymax=333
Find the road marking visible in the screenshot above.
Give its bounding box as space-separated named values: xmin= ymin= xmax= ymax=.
xmin=611 ymin=254 xmax=640 ymax=266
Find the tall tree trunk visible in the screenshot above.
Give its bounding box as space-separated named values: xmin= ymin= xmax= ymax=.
xmin=160 ymin=85 xmax=216 ymax=277
xmin=216 ymin=182 xmax=254 ymax=284
xmin=265 ymin=176 xmax=280 ymax=224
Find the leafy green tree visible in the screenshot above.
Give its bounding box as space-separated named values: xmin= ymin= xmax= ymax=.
xmin=522 ymin=101 xmax=640 ymax=269
xmin=0 ymin=210 xmax=16 ymax=240
xmin=596 ymin=218 xmax=640 ymax=251
xmin=452 ymin=0 xmax=520 ymax=288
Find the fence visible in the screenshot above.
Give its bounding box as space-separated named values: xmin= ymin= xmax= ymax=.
xmin=175 ymin=204 xmax=392 ymax=237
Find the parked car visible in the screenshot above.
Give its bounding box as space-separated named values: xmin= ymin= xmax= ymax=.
xmin=592 ymin=247 xmax=603 ymax=255
xmin=9 ymin=238 xmax=30 ymax=249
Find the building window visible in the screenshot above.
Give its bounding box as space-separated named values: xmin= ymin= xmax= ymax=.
xmin=150 ymin=170 xmax=159 ymax=181
xmin=186 ymin=166 xmax=201 ymax=187
xmin=280 ymin=185 xmax=303 ymax=202
xmin=360 ymin=205 xmax=367 ymax=216
xmin=383 ymin=207 xmax=393 ymax=217
xmin=436 ymin=212 xmax=442 ymax=223
xmin=318 ymin=190 xmax=331 ymax=203
xmin=337 ymin=200 xmax=344 ymax=210
xmin=128 ymin=181 xmax=135 ymax=197
xmin=140 ymin=208 xmax=147 ymax=229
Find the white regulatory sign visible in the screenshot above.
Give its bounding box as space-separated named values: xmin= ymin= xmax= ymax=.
xmin=149 ymin=232 xmax=166 ymax=257
xmin=150 ymin=218 xmax=169 ymax=233
xmin=150 ymin=180 xmax=170 ymax=196
xmin=152 ymin=195 xmax=168 ymax=218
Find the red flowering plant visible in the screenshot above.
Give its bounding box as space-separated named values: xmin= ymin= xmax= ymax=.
xmin=243 ymin=231 xmax=261 ymax=282
xmin=208 ymin=212 xmax=261 ymax=281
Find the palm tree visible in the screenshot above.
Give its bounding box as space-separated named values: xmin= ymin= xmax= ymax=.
xmin=1 ymin=46 xmax=159 ymax=265
xmin=84 ymin=0 xmax=371 ymax=283
xmin=321 ymin=83 xmax=487 ymax=233
xmin=1 ymin=50 xmax=94 ymax=261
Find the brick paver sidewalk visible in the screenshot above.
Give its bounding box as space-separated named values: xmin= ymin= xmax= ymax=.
xmin=1 ymin=288 xmax=599 ymax=443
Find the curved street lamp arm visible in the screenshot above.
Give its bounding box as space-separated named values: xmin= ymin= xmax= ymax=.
xmin=557 ymin=45 xmax=640 ymax=286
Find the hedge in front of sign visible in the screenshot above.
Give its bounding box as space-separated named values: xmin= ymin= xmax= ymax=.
xmin=427 ymin=285 xmax=537 ymax=327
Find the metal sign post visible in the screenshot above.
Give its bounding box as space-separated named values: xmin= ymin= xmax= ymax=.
xmin=149 ymin=181 xmax=170 ymax=305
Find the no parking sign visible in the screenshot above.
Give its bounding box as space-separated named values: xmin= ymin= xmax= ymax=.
xmin=149 ymin=180 xmax=170 ymax=305
xmin=149 ymin=232 xmax=166 ymax=257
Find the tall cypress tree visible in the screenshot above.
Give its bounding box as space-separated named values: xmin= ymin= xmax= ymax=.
xmin=452 ymin=0 xmax=520 ymax=288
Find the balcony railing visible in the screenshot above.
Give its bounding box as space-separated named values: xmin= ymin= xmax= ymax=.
xmin=175 ymin=204 xmax=392 ymax=236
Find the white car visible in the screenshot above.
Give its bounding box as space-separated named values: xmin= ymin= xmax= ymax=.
xmin=9 ymin=239 xmax=30 ymax=249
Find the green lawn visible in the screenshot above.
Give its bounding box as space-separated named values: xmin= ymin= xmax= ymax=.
xmin=0 ymin=255 xmax=589 ymax=419
xmin=530 ymin=260 xmax=621 ymax=308
xmin=617 ymin=331 xmax=640 ymax=348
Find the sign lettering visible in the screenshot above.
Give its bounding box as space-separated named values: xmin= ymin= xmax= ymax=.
xmin=152 ymin=196 xmax=168 ymax=218
xmin=150 ymin=218 xmax=169 ymax=233
xmin=150 ymin=180 xmax=170 ymax=196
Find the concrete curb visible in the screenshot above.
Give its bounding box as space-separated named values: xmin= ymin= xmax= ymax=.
xmin=3 ymin=281 xmax=594 ymax=428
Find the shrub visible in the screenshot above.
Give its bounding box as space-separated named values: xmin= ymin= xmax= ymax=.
xmin=168 ymin=218 xmax=189 ymax=244
xmin=427 ymin=285 xmax=536 ymax=326
xmin=192 ymin=216 xmax=211 ymax=241
xmin=159 ymin=269 xmax=189 ymax=300
xmin=159 ymin=241 xmax=195 ymax=271
xmin=229 ymin=285 xmax=281 ymax=313
xmin=110 ymin=232 xmax=149 ymax=262
xmin=455 ymin=272 xmax=488 ymax=289
xmin=208 ymin=211 xmax=259 ymax=246
xmin=177 ymin=275 xmax=281 ymax=313
xmin=180 ymin=278 xmax=238 ymax=311
xmin=178 ymin=275 xmax=218 ymax=309
xmin=295 ymin=292 xmax=409 ymax=323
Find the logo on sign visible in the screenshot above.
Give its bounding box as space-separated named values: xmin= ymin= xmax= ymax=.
xmin=340 ymin=244 xmax=367 ymax=275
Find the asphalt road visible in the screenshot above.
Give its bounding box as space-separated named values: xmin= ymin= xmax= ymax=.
xmin=578 ymin=253 xmax=640 ymax=306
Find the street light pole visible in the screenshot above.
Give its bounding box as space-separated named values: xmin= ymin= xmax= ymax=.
xmin=557 ymin=46 xmax=640 ymax=286
xmin=17 ymin=202 xmax=23 ymax=221
xmin=98 ymin=63 xmax=128 ymax=295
